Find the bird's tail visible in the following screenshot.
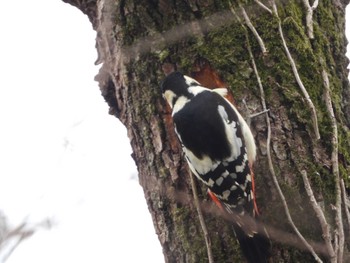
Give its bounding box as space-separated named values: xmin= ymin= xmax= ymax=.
xmin=207 ymin=188 xmax=271 ymax=262
xmin=233 ymin=224 xmax=271 ymax=263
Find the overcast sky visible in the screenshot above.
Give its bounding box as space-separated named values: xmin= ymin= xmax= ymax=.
xmin=0 ymin=1 xmax=162 ymax=262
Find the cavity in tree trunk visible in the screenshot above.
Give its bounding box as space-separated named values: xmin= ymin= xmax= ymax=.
xmin=63 ymin=0 xmax=350 ymax=262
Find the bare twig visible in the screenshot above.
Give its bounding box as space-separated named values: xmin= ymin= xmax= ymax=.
xmin=249 ymin=109 xmax=270 ymax=119
xmin=164 ymin=181 xmax=330 ymax=255
xmin=254 ymin=0 xmax=273 ymax=14
xmin=272 ymin=1 xmax=320 ymax=140
xmin=340 ymin=179 xmax=350 ymax=238
xmin=301 ymin=170 xmax=336 ymax=262
xmin=188 ymin=168 xmax=214 ymax=263
xmin=122 ymin=9 xmax=236 ymax=60
xmin=334 ymin=233 xmax=339 ymax=262
xmin=0 ymin=218 xmax=53 ymax=263
xmin=302 ymin=0 xmax=319 ymax=39
xmin=265 ymin=101 xmax=322 ymax=262
xmin=120 ymin=1 xmax=278 ymax=61
xmin=238 ymin=4 xmax=323 ymax=260
xmin=240 ymin=5 xmax=268 ymax=54
xmin=1 ymin=230 xmax=33 ymax=263
xmin=311 ymin=1 xmax=319 ymax=10
xmin=322 ymin=67 xmax=344 ymax=263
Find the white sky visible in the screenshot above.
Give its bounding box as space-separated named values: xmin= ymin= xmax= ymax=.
xmin=0 ymin=0 xmax=163 ymax=262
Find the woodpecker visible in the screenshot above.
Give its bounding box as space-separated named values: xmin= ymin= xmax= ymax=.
xmin=161 ymin=71 xmax=270 ymax=263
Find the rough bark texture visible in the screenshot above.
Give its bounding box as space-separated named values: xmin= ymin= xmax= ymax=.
xmin=63 ymin=0 xmax=350 ymax=262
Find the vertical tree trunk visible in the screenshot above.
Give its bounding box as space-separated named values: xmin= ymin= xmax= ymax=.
xmin=63 ymin=0 xmax=350 ymax=262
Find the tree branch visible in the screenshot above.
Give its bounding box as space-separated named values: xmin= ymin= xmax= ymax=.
xmin=301 ymin=170 xmax=336 ymax=262
xmin=265 ymin=92 xmax=323 ymax=263
xmin=340 ymin=179 xmax=350 ymax=238
xmin=164 ymin=180 xmax=331 ymax=255
xmin=272 ymin=1 xmax=320 ymax=140
xmin=188 ymin=169 xmax=214 ymax=263
xmin=240 ymin=5 xmax=267 ymax=54
xmin=254 ymin=0 xmax=272 ymax=14
xmin=322 ymin=67 xmax=344 ymax=263
xmin=238 ymin=3 xmax=322 ymax=260
xmin=302 ymin=0 xmax=319 ymax=39
xmin=0 ymin=218 xmax=53 ymax=263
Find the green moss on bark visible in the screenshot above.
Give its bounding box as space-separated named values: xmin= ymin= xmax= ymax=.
xmin=111 ymin=0 xmax=350 ymax=261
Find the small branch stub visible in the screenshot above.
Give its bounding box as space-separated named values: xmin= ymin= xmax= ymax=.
xmin=302 ymin=0 xmax=319 ymax=39
xmin=254 ymin=0 xmax=272 ymax=14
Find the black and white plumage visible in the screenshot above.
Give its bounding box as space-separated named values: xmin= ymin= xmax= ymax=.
xmin=161 ymin=71 xmax=269 ymax=263
xmin=162 ymin=71 xmax=256 ymax=214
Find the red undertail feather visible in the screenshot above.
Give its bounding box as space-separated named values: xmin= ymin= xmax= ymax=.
xmin=250 ymin=166 xmax=260 ymax=217
xmin=208 ymin=189 xmax=224 ymax=210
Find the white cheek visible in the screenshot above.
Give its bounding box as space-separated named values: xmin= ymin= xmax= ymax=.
xmin=172 ymin=96 xmax=190 ymax=114
xmin=164 ymin=90 xmax=175 ymax=108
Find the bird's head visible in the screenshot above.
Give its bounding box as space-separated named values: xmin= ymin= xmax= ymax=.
xmin=161 ymin=71 xmax=200 ymax=108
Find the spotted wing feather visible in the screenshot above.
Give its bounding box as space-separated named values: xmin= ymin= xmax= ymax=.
xmin=172 ymin=89 xmax=254 ymax=215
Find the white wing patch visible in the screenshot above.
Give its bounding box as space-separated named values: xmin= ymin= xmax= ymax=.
xmin=222 ymin=190 xmax=231 ymax=200
xmin=235 ymin=154 xmax=248 ymax=173
xmin=214 ymin=87 xmax=255 ymax=164
xmin=188 ymin=86 xmax=227 ymax=97
xmin=216 ymin=177 xmax=224 ymax=186
xmin=208 ymin=178 xmax=215 ymax=187
xmin=184 ymin=75 xmax=200 ymax=86
xmin=217 ymin=105 xmax=243 ymax=160
xmin=217 ymin=105 xmax=229 ymax=123
xmin=172 ymin=96 xmax=190 ymax=115
xmin=184 ymin=147 xmax=220 ymax=175
xmin=221 ymin=97 xmax=257 ymax=164
xmin=188 ymin=85 xmax=209 ymax=96
xmin=212 ymin=88 xmax=228 ymax=97
xmin=236 ymin=110 xmax=256 ymax=164
xmin=174 ymin=128 xmax=228 ymax=189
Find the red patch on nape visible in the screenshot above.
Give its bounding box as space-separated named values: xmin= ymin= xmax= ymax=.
xmin=191 ymin=58 xmax=235 ymax=104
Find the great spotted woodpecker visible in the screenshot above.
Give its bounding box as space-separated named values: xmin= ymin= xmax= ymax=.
xmin=161 ymin=71 xmax=270 ymax=263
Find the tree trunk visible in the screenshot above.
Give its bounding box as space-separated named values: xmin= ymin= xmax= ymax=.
xmin=63 ymin=0 xmax=350 ymax=262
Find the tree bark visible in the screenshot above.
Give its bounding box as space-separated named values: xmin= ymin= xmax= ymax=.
xmin=63 ymin=0 xmax=350 ymax=262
